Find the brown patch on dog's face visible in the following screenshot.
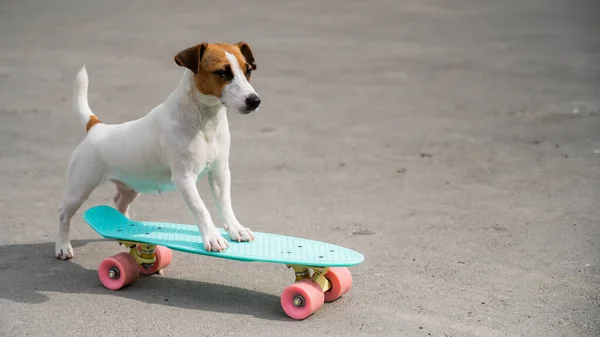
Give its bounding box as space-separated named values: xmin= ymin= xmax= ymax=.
xmin=86 ymin=115 xmax=101 ymax=132
xmin=235 ymin=41 xmax=256 ymax=71
xmin=174 ymin=42 xmax=257 ymax=98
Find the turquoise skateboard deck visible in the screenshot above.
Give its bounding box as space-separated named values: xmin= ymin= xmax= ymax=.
xmin=83 ymin=205 xmax=364 ymax=320
xmin=84 ymin=205 xmax=364 ymax=267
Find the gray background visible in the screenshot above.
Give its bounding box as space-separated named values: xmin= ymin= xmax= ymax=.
xmin=0 ymin=0 xmax=599 ymax=336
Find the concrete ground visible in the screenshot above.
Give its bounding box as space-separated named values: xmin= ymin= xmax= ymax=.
xmin=0 ymin=0 xmax=599 ymax=336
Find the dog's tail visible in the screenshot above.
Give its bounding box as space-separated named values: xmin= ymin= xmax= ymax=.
xmin=73 ymin=65 xmax=101 ymax=133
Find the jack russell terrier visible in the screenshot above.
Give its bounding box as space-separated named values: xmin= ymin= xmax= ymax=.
xmin=56 ymin=42 xmax=260 ymax=260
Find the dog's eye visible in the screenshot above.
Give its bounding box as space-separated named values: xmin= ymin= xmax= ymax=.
xmin=213 ymin=68 xmax=233 ymax=81
xmin=245 ymin=65 xmax=252 ymax=78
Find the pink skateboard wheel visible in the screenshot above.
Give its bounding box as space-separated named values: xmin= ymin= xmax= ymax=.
xmin=323 ymin=267 xmax=353 ymax=302
xmin=98 ymin=252 xmax=140 ymax=290
xmin=281 ymin=279 xmax=325 ymax=320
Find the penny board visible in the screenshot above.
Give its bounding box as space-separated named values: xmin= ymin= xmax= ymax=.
xmin=83 ymin=205 xmax=365 ymax=267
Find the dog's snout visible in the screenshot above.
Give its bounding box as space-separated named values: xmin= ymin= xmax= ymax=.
xmin=245 ymin=94 xmax=261 ymax=111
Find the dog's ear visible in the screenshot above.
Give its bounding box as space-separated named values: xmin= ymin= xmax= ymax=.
xmin=174 ymin=43 xmax=208 ymax=74
xmin=236 ymin=42 xmax=256 ymax=70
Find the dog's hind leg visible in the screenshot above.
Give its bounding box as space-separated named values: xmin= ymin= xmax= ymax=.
xmin=112 ymin=180 xmax=139 ymax=218
xmin=56 ymin=148 xmax=104 ymax=260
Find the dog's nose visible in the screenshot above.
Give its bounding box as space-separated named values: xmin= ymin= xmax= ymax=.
xmin=245 ymin=94 xmax=261 ymax=111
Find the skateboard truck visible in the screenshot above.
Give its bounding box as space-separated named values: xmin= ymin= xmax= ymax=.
xmin=288 ymin=265 xmax=332 ymax=293
xmin=118 ymin=241 xmax=157 ymax=268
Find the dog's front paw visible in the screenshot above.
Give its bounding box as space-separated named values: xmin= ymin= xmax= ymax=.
xmin=55 ymin=241 xmax=74 ymax=260
xmin=227 ymin=223 xmax=255 ymax=243
xmin=202 ymin=229 xmax=229 ymax=252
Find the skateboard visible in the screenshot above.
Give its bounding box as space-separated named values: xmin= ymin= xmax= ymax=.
xmin=83 ymin=205 xmax=365 ymax=320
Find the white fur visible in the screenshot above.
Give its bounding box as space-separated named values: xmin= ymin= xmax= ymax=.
xmin=73 ymin=65 xmax=94 ymax=128
xmin=55 ymin=57 xmax=259 ymax=260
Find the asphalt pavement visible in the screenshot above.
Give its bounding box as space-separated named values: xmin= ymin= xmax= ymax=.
xmin=0 ymin=0 xmax=599 ymax=336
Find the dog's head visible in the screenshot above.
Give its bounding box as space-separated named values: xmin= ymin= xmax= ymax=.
xmin=174 ymin=42 xmax=260 ymax=114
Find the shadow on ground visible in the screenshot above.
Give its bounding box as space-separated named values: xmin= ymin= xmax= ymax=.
xmin=0 ymin=240 xmax=288 ymax=321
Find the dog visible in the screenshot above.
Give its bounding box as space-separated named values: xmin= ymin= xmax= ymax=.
xmin=55 ymin=42 xmax=260 ymax=260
